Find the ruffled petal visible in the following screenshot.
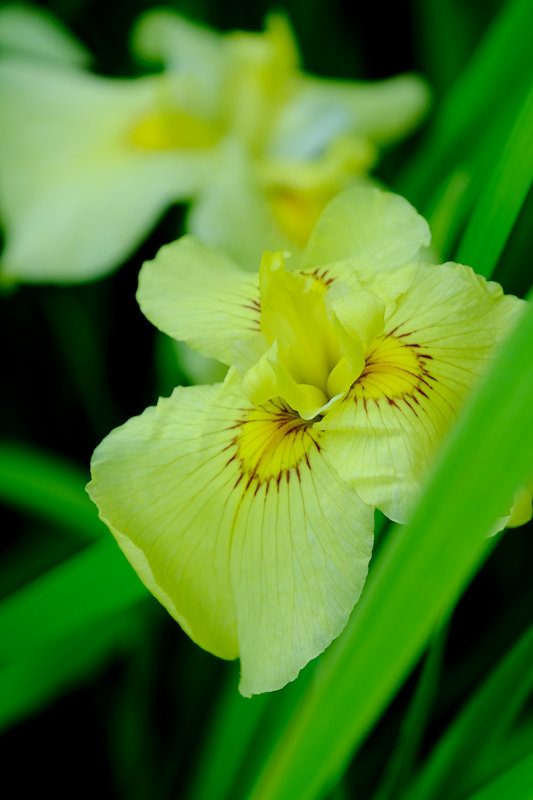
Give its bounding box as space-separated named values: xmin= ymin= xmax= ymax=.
xmin=131 ymin=9 xmax=225 ymax=111
xmin=293 ymin=72 xmax=431 ymax=146
xmin=0 ymin=61 xmax=215 ymax=282
xmin=137 ymin=236 xmax=261 ymax=363
xmin=88 ymin=384 xmax=240 ymax=661
xmin=318 ymin=262 xmax=526 ymax=521
xmin=88 ymin=378 xmax=374 ymax=696
xmin=301 ymin=186 xmax=430 ymax=271
xmin=222 ymin=13 xmax=300 ymax=152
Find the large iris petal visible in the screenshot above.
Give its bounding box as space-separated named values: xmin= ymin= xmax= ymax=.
xmin=89 ymin=378 xmax=373 ymax=695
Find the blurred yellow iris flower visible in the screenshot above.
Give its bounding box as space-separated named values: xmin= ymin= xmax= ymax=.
xmin=137 ymin=8 xmax=431 ymax=268
xmin=0 ymin=5 xmax=429 ymax=283
xmin=0 ymin=5 xmax=220 ymax=283
xmin=88 ymin=187 xmax=527 ymax=696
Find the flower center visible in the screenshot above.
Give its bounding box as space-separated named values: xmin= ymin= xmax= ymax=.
xmin=237 ymin=253 xmax=385 ymax=420
xmin=130 ymin=108 xmax=221 ymax=150
xmin=350 ymin=330 xmax=439 ymax=412
xmin=234 ymin=400 xmax=321 ymax=488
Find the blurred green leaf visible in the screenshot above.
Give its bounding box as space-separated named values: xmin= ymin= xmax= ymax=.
xmin=469 ymin=718 xmax=533 ymax=791
xmin=247 ymin=300 xmax=533 ymax=800
xmin=0 ymin=526 xmax=81 ymax=599
xmin=493 ymin=187 xmax=533 ymax=297
xmin=425 ymin=169 xmax=472 ymax=261
xmin=0 ymin=609 xmax=139 ymax=733
xmin=42 ymin=290 xmax=118 ymax=438
xmin=374 ymin=620 xmax=449 ymax=800
xmin=422 ymin=67 xmax=530 ymax=265
xmin=105 ymin=609 xmax=162 ymax=800
xmin=464 ymin=752 xmax=533 ymax=800
xmin=407 ymin=622 xmax=533 ymax=800
xmin=398 ymin=0 xmax=533 ymax=205
xmin=0 ymin=537 xmax=148 ymax=662
xmin=0 ymin=443 xmax=103 ymax=542
xmin=455 ymin=80 xmax=533 ymax=278
xmin=412 ymin=0 xmax=475 ymax=94
xmin=187 ymin=664 xmax=271 ymax=800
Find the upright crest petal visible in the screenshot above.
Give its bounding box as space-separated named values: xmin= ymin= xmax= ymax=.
xmin=301 ymin=186 xmax=431 ymax=270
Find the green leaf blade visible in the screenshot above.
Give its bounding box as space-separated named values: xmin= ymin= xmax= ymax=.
xmin=0 ymin=538 xmax=148 ymax=662
xmin=408 ymin=622 xmax=533 ymax=800
xmin=0 ymin=444 xmax=104 ymax=542
xmin=455 ymin=80 xmax=533 ymax=278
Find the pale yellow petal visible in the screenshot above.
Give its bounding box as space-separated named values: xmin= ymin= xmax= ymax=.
xmin=301 ymin=185 xmax=430 ymax=271
xmin=233 ymin=406 xmax=373 ymax=695
xmin=137 ymin=236 xmax=260 ymax=363
xmin=0 ymin=61 xmax=215 ymax=282
xmin=294 ymin=73 xmax=430 ymax=145
xmin=0 ymin=3 xmax=91 ymax=66
xmin=187 ymin=142 xmax=294 ymax=271
xmin=222 ymin=13 xmax=300 ymax=152
xmin=88 ymin=384 xmax=240 ymax=660
xmin=132 ymin=8 xmax=224 ymax=75
xmin=318 ymin=263 xmax=526 ymax=521
xmin=89 ymin=379 xmax=374 ymax=696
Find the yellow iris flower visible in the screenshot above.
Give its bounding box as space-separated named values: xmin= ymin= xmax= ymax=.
xmin=0 ymin=5 xmax=429 ymax=283
xmin=88 ymin=187 xmax=528 ymax=696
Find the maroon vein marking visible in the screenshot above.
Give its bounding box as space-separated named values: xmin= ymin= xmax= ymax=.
xmin=224 ymin=400 xmax=321 ymax=494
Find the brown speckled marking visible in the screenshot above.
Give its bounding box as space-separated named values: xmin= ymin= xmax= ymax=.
xmin=242 ymin=295 xmax=262 ymax=331
xmin=351 ymin=331 xmax=439 ymax=418
xmin=224 ymin=400 xmax=322 ymax=494
xmin=305 ymin=267 xmax=335 ymax=289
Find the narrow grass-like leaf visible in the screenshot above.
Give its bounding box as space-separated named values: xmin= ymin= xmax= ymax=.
xmin=464 ymin=752 xmax=533 ymax=800
xmin=105 ymin=611 xmax=162 ymax=800
xmin=0 ymin=609 xmax=140 ymax=732
xmin=41 ymin=290 xmax=119 ymax=438
xmin=494 ymin=188 xmax=533 ymax=297
xmin=374 ymin=619 xmax=450 ymax=800
xmin=0 ymin=537 xmax=148 ymax=662
xmin=187 ymin=664 xmax=271 ymax=800
xmin=397 ymin=0 xmax=533 ymax=204
xmin=187 ymin=661 xmax=318 ymax=800
xmin=411 ymin=0 xmax=474 ymax=94
xmin=423 ymin=69 xmax=530 ymax=265
xmin=325 ymin=780 xmax=351 ymax=800
xmin=455 ymin=81 xmax=533 ymax=278
xmin=425 ymin=170 xmax=471 ymax=261
xmin=0 ymin=444 xmax=103 ymax=542
xmin=407 ymin=622 xmax=533 ymax=800
xmin=469 ymin=719 xmax=533 ymax=791
xmin=248 ymin=301 xmax=533 ymax=800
